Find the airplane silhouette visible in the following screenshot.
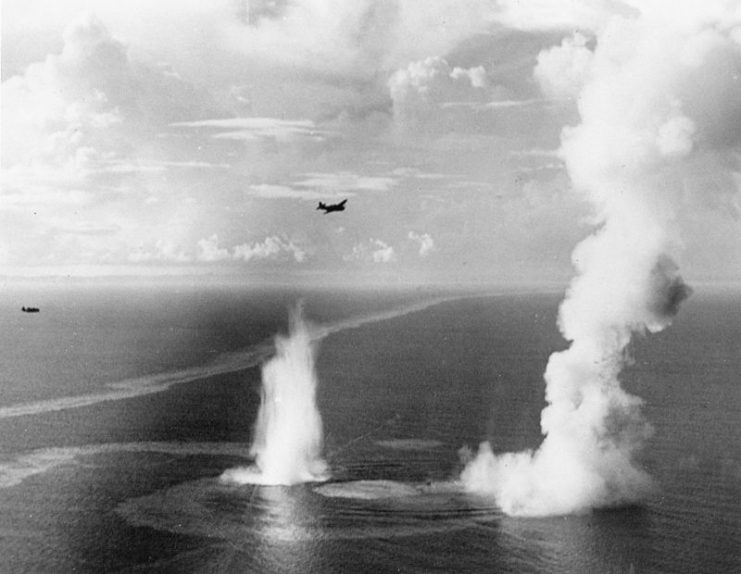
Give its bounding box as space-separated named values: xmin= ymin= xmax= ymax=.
xmin=316 ymin=199 xmax=347 ymax=214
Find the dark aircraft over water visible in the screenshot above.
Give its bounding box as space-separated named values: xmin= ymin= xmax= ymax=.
xmin=316 ymin=199 xmax=347 ymax=214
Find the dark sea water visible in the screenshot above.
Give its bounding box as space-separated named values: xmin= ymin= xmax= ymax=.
xmin=0 ymin=285 xmax=738 ymax=573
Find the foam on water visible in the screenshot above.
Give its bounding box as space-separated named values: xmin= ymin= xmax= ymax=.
xmin=116 ymin=477 xmax=498 ymax=543
xmin=0 ymin=442 xmax=252 ymax=489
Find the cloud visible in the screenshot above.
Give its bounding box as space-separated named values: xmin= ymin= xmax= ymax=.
xmin=54 ymin=221 xmax=120 ymax=236
xmin=196 ymin=234 xmax=231 ymax=262
xmin=131 ymin=234 xmax=308 ymax=265
xmin=245 ymin=171 xmax=398 ymax=201
xmin=386 ymin=53 xmax=559 ymax=139
xmin=172 ymin=117 xmax=330 ymax=142
xmin=129 ymin=240 xmax=191 ymax=263
xmin=98 ymin=160 xmax=231 ymax=173
xmin=4 ymin=1 xmax=501 ymax=84
xmin=388 ymin=167 xmax=452 ymax=180
xmin=197 ymin=235 xmax=309 ymax=264
xmin=246 ymin=184 xmax=332 ymax=201
xmin=510 ymin=148 xmax=561 ymax=158
xmin=347 ymin=238 xmax=396 ymax=264
xmin=370 ymin=239 xmax=396 ymax=263
xmin=491 ymin=0 xmax=637 ymax=32
xmin=5 ymin=1 xmax=736 ymax=284
xmin=450 ymin=65 xmax=489 ymax=88
xmin=534 ymin=33 xmax=594 ymax=99
xmin=441 ymin=98 xmax=548 ymax=111
xmin=388 ymin=56 xmax=490 ymax=128
xmin=221 ymin=0 xmax=498 ymax=78
xmin=293 ymin=172 xmax=397 ymax=193
xmin=233 ymin=235 xmax=307 ymax=263
xmin=2 ymin=12 xmax=219 ymax=198
xmin=408 ymin=231 xmax=436 ymax=257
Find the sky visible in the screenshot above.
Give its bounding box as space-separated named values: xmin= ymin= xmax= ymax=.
xmin=2 ymin=0 xmax=740 ymax=286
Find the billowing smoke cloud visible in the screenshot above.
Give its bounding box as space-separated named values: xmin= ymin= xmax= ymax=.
xmin=463 ymin=2 xmax=741 ymax=516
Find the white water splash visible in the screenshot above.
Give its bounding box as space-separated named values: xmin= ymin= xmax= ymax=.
xmin=222 ymin=305 xmax=329 ymax=485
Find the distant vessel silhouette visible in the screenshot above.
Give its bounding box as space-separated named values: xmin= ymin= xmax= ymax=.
xmin=21 ymin=307 xmax=40 ymax=313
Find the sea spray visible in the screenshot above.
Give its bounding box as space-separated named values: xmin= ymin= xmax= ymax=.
xmin=462 ymin=1 xmax=741 ymax=516
xmin=222 ymin=304 xmax=328 ymax=485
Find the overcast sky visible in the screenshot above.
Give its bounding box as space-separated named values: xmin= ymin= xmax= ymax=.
xmin=3 ymin=0 xmax=740 ymax=286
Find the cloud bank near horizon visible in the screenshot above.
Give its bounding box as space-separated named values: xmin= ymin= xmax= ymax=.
xmin=2 ymin=1 xmax=739 ymax=284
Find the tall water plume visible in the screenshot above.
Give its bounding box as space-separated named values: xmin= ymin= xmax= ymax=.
xmin=463 ymin=1 xmax=741 ymax=516
xmin=222 ymin=304 xmax=328 ymax=485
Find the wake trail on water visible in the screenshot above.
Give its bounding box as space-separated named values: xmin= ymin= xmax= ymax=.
xmin=0 ymin=344 xmax=273 ymax=420
xmin=0 ymin=441 xmax=253 ymax=489
xmin=0 ymin=295 xmax=471 ymax=421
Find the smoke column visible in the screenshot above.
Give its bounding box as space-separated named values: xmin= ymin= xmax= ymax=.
xmin=222 ymin=304 xmax=329 ymax=485
xmin=463 ymin=2 xmax=741 ymax=516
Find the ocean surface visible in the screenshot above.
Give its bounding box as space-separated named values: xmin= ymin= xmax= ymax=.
xmin=0 ymin=284 xmax=738 ymax=573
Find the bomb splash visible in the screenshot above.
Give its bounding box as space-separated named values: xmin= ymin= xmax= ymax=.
xmin=222 ymin=304 xmax=328 ymax=485
xmin=463 ymin=2 xmax=741 ymax=516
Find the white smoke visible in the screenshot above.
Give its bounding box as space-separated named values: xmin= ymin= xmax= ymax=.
xmin=221 ymin=304 xmax=328 ymax=486
xmin=463 ymin=2 xmax=741 ymax=516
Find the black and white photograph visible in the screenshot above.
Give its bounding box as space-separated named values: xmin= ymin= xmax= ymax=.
xmin=1 ymin=1 xmax=740 ymax=572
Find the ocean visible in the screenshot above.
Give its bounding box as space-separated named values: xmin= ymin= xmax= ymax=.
xmin=0 ymin=285 xmax=738 ymax=573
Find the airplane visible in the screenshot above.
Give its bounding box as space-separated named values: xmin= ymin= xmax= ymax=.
xmin=316 ymin=199 xmax=347 ymax=214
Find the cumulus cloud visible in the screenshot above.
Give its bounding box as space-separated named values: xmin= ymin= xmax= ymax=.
xmin=371 ymin=240 xmax=396 ymax=263
xmin=135 ymin=234 xmax=307 ymax=265
xmin=450 ymin=65 xmax=489 ymax=88
xmin=191 ymin=234 xmax=307 ymax=264
xmin=196 ymin=234 xmax=231 ymax=262
xmin=128 ymin=240 xmax=191 ymax=263
xmin=408 ymin=231 xmax=435 ymax=257
xmin=388 ymin=56 xmax=490 ymax=128
xmin=0 ymin=12 xmax=230 ymax=269
xmin=233 ymin=236 xmax=307 ymax=263
xmin=222 ymin=0 xmax=499 ymax=78
xmin=5 ymin=0 xmax=502 ymax=83
xmin=347 ymin=238 xmax=396 ymax=264
xmin=534 ymin=33 xmax=594 ymax=99
xmin=389 ymin=55 xmax=487 ymax=99
xmin=1 ymin=11 xmax=220 ymax=218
